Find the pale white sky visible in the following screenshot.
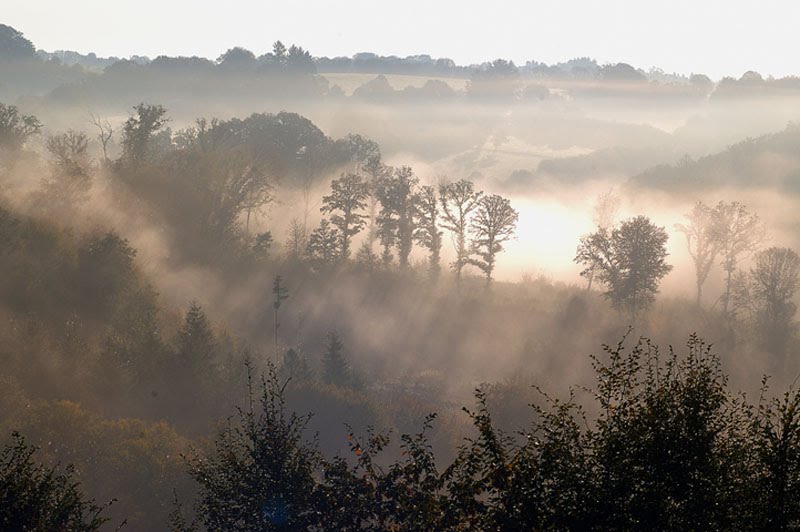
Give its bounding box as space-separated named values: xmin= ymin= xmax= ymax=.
xmin=5 ymin=0 xmax=799 ymax=79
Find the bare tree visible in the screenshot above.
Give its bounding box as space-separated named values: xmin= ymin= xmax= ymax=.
xmin=89 ymin=112 xmax=113 ymax=164
xmin=439 ymin=179 xmax=483 ymax=284
xmin=468 ymin=194 xmax=518 ymax=286
xmin=675 ymin=201 xmax=720 ymax=307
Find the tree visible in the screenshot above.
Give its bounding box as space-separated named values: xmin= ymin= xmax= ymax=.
xmin=306 ymin=219 xmax=341 ymax=267
xmin=575 ymin=216 xmax=672 ymax=319
xmin=0 ymin=432 xmax=110 ymax=531
xmin=362 ymin=155 xmax=388 ymax=248
xmin=414 ymin=185 xmax=443 ymax=278
xmin=179 ymin=363 xmax=320 ymax=531
xmin=0 ymin=103 xmax=41 ymax=152
xmin=439 ymin=179 xmax=483 ymax=283
xmin=584 ymin=190 xmax=621 ymax=291
xmin=468 ymin=194 xmax=518 ymax=286
xmin=120 ymin=103 xmax=168 ymax=165
xmin=676 ymin=201 xmax=720 ymax=306
xmin=282 ymin=348 xmax=313 ymax=382
xmin=89 ymin=112 xmax=114 ymax=164
xmin=175 ymin=302 xmax=217 ymax=382
xmin=320 ymin=173 xmax=370 ymax=260
xmin=322 ymin=330 xmax=351 ymax=388
xmin=375 ymin=166 xmax=418 ymax=269
xmin=38 ymin=130 xmax=93 ymax=214
xmin=272 ymin=275 xmax=289 ymax=352
xmin=0 ymin=24 xmax=36 ymax=62
xmin=732 ymin=247 xmax=800 ymax=357
xmin=714 ymin=201 xmax=765 ymax=315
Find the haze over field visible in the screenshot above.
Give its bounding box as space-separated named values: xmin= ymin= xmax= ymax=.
xmin=3 ymin=5 xmax=800 ymax=530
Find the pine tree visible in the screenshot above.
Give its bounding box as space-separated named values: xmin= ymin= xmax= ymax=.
xmin=322 ymin=330 xmax=351 ymax=387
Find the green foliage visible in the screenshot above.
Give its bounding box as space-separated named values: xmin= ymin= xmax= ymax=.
xmin=180 ymin=363 xmax=320 ymax=531
xmin=0 ymin=432 xmax=110 ymax=531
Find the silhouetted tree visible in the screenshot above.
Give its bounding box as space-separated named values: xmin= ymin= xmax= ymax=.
xmin=676 ymin=201 xmax=721 ymax=306
xmin=320 ymin=173 xmax=370 ymax=260
xmin=37 ymin=130 xmax=93 ymax=215
xmin=322 ymin=330 xmax=351 ymax=387
xmin=733 ymin=247 xmax=800 ymax=357
xmin=306 ymin=219 xmax=340 ymax=267
xmin=282 ymin=348 xmax=313 ymax=382
xmin=0 ymin=103 xmax=41 ymax=152
xmin=468 ymin=194 xmax=518 ymax=285
xmin=576 ymin=216 xmax=672 ymax=319
xmin=714 ymin=201 xmax=765 ymax=315
xmin=120 ymin=103 xmax=168 ymax=165
xmin=272 ymin=275 xmax=289 ymax=352
xmin=180 ymin=363 xmax=320 ymax=531
xmin=440 ymin=179 xmax=483 ymax=284
xmin=414 ymin=185 xmax=443 ymax=278
xmin=176 ymin=302 xmax=217 ymax=383
xmin=585 ymin=190 xmax=621 ymax=291
xmin=375 ymin=166 xmax=418 ymax=269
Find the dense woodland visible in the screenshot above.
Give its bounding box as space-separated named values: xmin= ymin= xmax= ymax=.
xmin=3 ymin=21 xmax=800 ymax=531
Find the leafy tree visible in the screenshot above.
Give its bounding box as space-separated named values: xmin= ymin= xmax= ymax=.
xmin=714 ymin=201 xmax=765 ymax=315
xmin=439 ymin=179 xmax=483 ymax=283
xmin=584 ymin=190 xmax=621 ymax=291
xmin=468 ymin=194 xmax=518 ymax=286
xmin=676 ymin=201 xmax=721 ymax=306
xmin=414 ymin=185 xmax=443 ymax=278
xmin=120 ymin=103 xmax=169 ymax=165
xmin=0 ymin=103 xmax=41 ymax=152
xmin=178 ymin=363 xmax=320 ymax=531
xmin=175 ymin=302 xmax=217 ymax=382
xmin=0 ymin=24 xmax=36 ymax=62
xmin=37 ymin=130 xmax=93 ymax=215
xmin=320 ymin=173 xmax=370 ymax=259
xmin=306 ymin=219 xmax=340 ymax=267
xmin=362 ymin=155 xmax=388 ymax=248
xmin=576 ymin=215 xmax=672 ymax=319
xmin=321 ymin=330 xmax=351 ymax=388
xmin=733 ymin=247 xmax=800 ymax=357
xmin=0 ymin=432 xmax=111 ymax=531
xmin=375 ymin=166 xmax=418 ymax=269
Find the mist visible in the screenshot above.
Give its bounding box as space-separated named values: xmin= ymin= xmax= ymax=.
xmin=3 ymin=16 xmax=800 ymax=531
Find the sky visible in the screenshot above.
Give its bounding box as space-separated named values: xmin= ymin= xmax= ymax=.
xmin=5 ymin=0 xmax=800 ymax=80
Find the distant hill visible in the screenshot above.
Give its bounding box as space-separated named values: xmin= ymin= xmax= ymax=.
xmin=629 ymin=123 xmax=800 ymax=193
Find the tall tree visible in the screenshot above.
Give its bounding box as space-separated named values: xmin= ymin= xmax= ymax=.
xmin=675 ymin=201 xmax=720 ymax=307
xmin=585 ymin=190 xmax=621 ymax=290
xmin=362 ymin=155 xmax=388 ymax=248
xmin=468 ymin=194 xmax=518 ymax=286
xmin=320 ymin=173 xmax=370 ymax=260
xmin=575 ymin=216 xmax=672 ymax=319
xmin=176 ymin=301 xmax=217 ymax=381
xmin=0 ymin=103 xmax=41 ymax=152
xmin=120 ymin=103 xmax=168 ymax=165
xmin=375 ymin=166 xmax=418 ymax=269
xmin=306 ymin=219 xmax=341 ymax=267
xmin=414 ymin=185 xmax=443 ymax=278
xmin=321 ymin=330 xmax=351 ymax=388
xmin=713 ymin=201 xmax=765 ymax=315
xmin=38 ymin=130 xmax=93 ymax=214
xmin=440 ymin=179 xmax=483 ymax=283
xmin=272 ymin=275 xmax=289 ymax=353
xmin=732 ymin=247 xmax=800 ymax=357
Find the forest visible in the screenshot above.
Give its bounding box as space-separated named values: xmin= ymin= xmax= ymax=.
xmin=3 ymin=18 xmax=800 ymax=531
